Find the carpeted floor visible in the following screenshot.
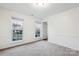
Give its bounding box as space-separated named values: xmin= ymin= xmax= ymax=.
xmin=0 ymin=40 xmax=79 ymax=56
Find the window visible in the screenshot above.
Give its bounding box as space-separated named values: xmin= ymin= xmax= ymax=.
xmin=11 ymin=17 xmax=24 ymax=41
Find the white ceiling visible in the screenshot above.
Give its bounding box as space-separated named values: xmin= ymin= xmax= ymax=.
xmin=0 ymin=3 xmax=79 ymax=19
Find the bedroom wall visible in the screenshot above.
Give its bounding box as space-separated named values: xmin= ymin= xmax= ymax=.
xmin=47 ymin=7 xmax=79 ymax=50
xmin=0 ymin=7 xmax=36 ymax=49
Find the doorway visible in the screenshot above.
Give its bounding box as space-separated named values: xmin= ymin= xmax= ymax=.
xmin=42 ymin=22 xmax=48 ymax=40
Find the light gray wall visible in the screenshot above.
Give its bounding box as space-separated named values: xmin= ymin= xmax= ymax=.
xmin=0 ymin=7 xmax=36 ymax=49
xmin=47 ymin=7 xmax=79 ymax=50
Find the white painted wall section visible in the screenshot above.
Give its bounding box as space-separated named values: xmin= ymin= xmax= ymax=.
xmin=47 ymin=7 xmax=79 ymax=50
xmin=0 ymin=7 xmax=36 ymax=49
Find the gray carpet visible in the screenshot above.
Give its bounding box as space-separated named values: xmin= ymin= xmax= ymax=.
xmin=0 ymin=40 xmax=79 ymax=56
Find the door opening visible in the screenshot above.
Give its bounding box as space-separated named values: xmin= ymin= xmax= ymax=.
xmin=42 ymin=22 xmax=48 ymax=40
